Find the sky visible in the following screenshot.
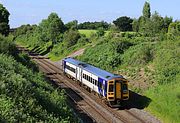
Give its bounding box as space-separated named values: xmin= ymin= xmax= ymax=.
xmin=0 ymin=0 xmax=180 ymax=28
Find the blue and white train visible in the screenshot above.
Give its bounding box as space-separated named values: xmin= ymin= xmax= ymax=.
xmin=62 ymin=57 xmax=129 ymax=105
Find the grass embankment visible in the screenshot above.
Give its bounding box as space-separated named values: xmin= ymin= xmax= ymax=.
xmin=77 ymin=36 xmax=180 ymax=123
xmin=0 ymin=35 xmax=77 ymax=122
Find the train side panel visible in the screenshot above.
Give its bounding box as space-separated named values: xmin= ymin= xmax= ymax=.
xmin=82 ymin=70 xmax=99 ymax=93
xmin=64 ymin=62 xmax=77 ymax=79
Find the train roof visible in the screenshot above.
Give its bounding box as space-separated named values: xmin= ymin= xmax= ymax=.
xmin=63 ymin=57 xmax=124 ymax=81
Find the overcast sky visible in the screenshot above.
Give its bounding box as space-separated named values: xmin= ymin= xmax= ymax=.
xmin=0 ymin=0 xmax=180 ymax=28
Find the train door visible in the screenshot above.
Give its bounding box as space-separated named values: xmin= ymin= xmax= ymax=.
xmin=103 ymin=80 xmax=106 ymax=96
xmin=78 ymin=67 xmax=82 ymax=82
xmin=98 ymin=78 xmax=103 ymax=96
xmin=116 ymin=81 xmax=121 ymax=99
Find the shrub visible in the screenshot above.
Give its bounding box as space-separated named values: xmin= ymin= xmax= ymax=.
xmin=122 ymin=43 xmax=154 ymax=66
xmin=0 ymin=54 xmax=76 ymax=122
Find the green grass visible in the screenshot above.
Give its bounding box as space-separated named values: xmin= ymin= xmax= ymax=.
xmin=78 ymin=29 xmax=97 ymax=38
xmin=145 ymin=78 xmax=180 ymax=123
xmin=78 ymin=29 xmax=110 ymax=38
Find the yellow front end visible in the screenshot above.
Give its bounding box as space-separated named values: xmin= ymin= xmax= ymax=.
xmin=107 ymin=78 xmax=129 ymax=103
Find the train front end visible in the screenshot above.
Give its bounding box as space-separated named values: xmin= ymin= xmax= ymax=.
xmin=107 ymin=78 xmax=129 ymax=106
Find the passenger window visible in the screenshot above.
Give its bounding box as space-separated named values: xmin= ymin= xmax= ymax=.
xmin=109 ymin=85 xmax=114 ymax=92
xmin=95 ymin=80 xmax=97 ymax=85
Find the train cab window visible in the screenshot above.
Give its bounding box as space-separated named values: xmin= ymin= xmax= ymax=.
xmin=108 ymin=85 xmax=114 ymax=92
xmin=122 ymin=84 xmax=128 ymax=90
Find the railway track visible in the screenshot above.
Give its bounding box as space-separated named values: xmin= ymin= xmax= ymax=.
xmin=17 ymin=46 xmax=147 ymax=123
xmin=34 ymin=58 xmax=114 ymax=123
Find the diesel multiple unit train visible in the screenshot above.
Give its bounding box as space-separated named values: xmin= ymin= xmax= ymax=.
xmin=62 ymin=57 xmax=129 ymax=106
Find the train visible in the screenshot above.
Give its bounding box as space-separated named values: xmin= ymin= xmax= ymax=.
xmin=62 ymin=57 xmax=129 ymax=106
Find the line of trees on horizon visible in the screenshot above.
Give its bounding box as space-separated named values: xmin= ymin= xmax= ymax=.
xmin=1 ymin=2 xmax=180 ymax=39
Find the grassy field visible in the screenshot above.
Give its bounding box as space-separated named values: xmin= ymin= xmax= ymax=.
xmin=78 ymin=29 xmax=110 ymax=38
xmin=78 ymin=29 xmax=97 ymax=38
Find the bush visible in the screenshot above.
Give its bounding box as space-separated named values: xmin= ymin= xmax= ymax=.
xmin=154 ymin=39 xmax=180 ymax=84
xmin=0 ymin=34 xmax=16 ymax=55
xmin=122 ymin=43 xmax=154 ymax=66
xmin=0 ymin=54 xmax=76 ymax=122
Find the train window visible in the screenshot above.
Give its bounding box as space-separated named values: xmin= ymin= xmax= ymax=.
xmin=72 ymin=68 xmax=75 ymax=73
xmin=122 ymin=84 xmax=128 ymax=90
xmin=92 ymin=79 xmax=94 ymax=84
xmin=95 ymin=80 xmax=97 ymax=85
xmin=85 ymin=74 xmax=87 ymax=80
xmin=108 ymin=85 xmax=114 ymax=92
xmin=66 ymin=65 xmax=76 ymax=73
xmin=90 ymin=77 xmax=92 ymax=83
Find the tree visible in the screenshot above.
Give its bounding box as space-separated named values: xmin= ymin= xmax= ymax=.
xmin=38 ymin=13 xmax=65 ymax=44
xmin=132 ymin=19 xmax=139 ymax=32
xmin=78 ymin=21 xmax=109 ymax=30
xmin=63 ymin=29 xmax=80 ymax=47
xmin=150 ymin=11 xmax=164 ymax=34
xmin=143 ymin=1 xmax=151 ymax=18
xmin=113 ymin=16 xmax=133 ymax=31
xmin=0 ymin=4 xmax=10 ymax=36
xmin=96 ymin=27 xmax=105 ymax=37
xmin=65 ymin=20 xmax=78 ymax=30
xmin=162 ymin=16 xmax=173 ymax=33
xmin=47 ymin=13 xmax=65 ymax=43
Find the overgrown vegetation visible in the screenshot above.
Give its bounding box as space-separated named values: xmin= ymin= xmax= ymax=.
xmin=11 ymin=1 xmax=180 ymax=123
xmin=0 ymin=28 xmax=76 ymax=122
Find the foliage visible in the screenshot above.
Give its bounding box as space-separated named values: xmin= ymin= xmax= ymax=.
xmin=153 ymin=39 xmax=180 ymax=84
xmin=0 ymin=34 xmax=16 ymax=55
xmin=48 ymin=35 xmax=89 ymax=61
xmin=65 ymin=20 xmax=78 ymax=30
xmin=78 ymin=38 xmax=133 ymax=71
xmin=38 ymin=12 xmax=65 ymax=44
xmin=132 ymin=2 xmax=172 ymax=37
xmin=0 ymin=4 xmax=10 ymax=36
xmin=78 ymin=29 xmax=97 ymax=38
xmin=63 ymin=28 xmax=81 ymax=47
xmin=0 ymin=54 xmax=76 ymax=122
xmin=96 ymin=28 xmax=105 ymax=37
xmin=168 ymin=22 xmax=180 ymax=36
xmin=145 ymin=80 xmax=180 ymax=123
xmin=13 ymin=24 xmax=37 ymax=37
xmin=14 ymin=12 xmax=65 ymax=55
xmin=143 ymin=1 xmax=151 ymax=18
xmin=113 ymin=16 xmax=133 ymax=31
xmin=0 ymin=35 xmax=77 ymax=122
xmin=78 ymin=21 xmax=109 ymax=30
